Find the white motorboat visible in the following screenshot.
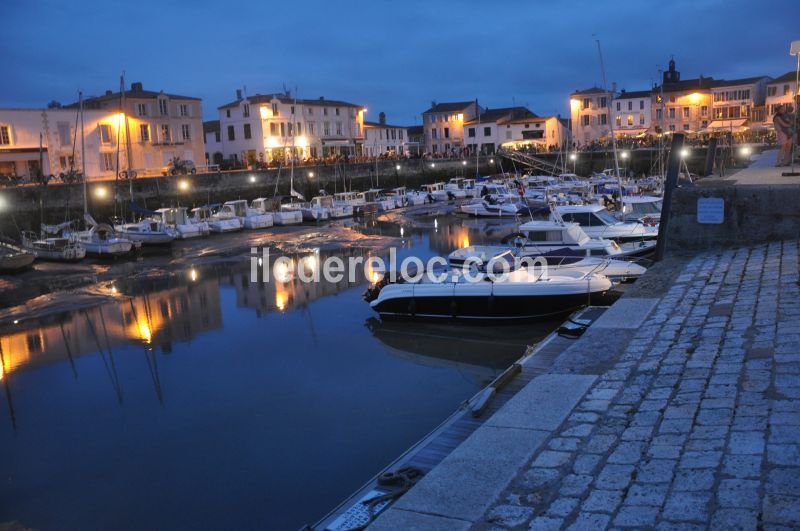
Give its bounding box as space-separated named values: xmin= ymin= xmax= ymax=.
xmin=310 ymin=194 xmax=353 ymax=219
xmin=69 ymin=216 xmax=136 ymax=257
xmin=420 ymin=182 xmax=448 ymax=202
xmin=447 ymin=247 xmax=646 ymax=283
xmin=364 ymin=252 xmax=613 ymax=320
xmin=449 ymin=220 xmax=655 ymax=261
xmin=217 ymin=200 xmax=274 ymax=229
xmin=153 ymin=207 xmax=209 ymax=239
xmin=0 ymin=241 xmax=35 ymax=272
xmin=115 ymin=218 xmax=178 ymax=245
xmin=383 ymin=187 xmax=412 ymax=208
xmin=441 ymin=178 xmax=469 ymax=200
xmin=281 ymin=201 xmax=329 ymax=222
xmin=620 ymin=196 xmax=662 ymax=224
xmin=459 ymin=198 xmax=523 ymax=217
xmin=191 ymin=206 xmax=242 ymax=233
xmin=358 ymin=189 xmax=395 ymax=211
xmin=553 ymin=205 xmax=658 ymax=242
xmin=251 ymin=198 xmax=302 ymax=225
xmin=21 ymin=222 xmax=86 ymax=262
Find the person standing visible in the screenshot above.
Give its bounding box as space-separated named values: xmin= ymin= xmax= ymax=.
xmin=774 ymin=105 xmax=794 ymax=166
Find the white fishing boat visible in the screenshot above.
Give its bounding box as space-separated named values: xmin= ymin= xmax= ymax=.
xmin=281 ymin=200 xmax=329 ymax=222
xmin=310 ymin=194 xmax=353 ymax=219
xmin=21 ymin=222 xmax=86 ymax=262
xmin=216 ymin=200 xmax=274 ymax=229
xmin=69 ymin=215 xmax=136 ymax=258
xmin=553 ymin=205 xmax=658 ymax=242
xmin=364 ymin=251 xmax=613 ymax=320
xmin=191 ymin=205 xmax=242 ymax=233
xmin=0 ymin=241 xmax=35 ymax=272
xmin=114 ymin=218 xmax=178 ymax=245
xmin=442 ymin=177 xmax=469 ymax=199
xmin=383 ymin=187 xmax=411 ymax=208
xmin=154 ymin=207 xmax=209 ymax=239
xmin=459 ymin=198 xmax=524 ymax=217
xmin=358 ymin=189 xmax=395 ymax=211
xmin=251 ymin=198 xmax=302 ymax=225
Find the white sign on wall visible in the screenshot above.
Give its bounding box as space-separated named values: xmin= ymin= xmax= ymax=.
xmin=697 ymin=197 xmax=725 ymax=224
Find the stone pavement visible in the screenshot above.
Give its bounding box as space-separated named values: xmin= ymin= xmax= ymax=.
xmin=476 ymin=240 xmax=800 ymax=530
xmin=725 ymin=149 xmax=800 ymax=185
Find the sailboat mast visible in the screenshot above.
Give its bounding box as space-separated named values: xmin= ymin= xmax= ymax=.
xmin=595 ymin=38 xmax=623 ymax=205
xmin=80 ymin=92 xmax=87 ymax=218
xmin=475 ymin=99 xmax=480 ymax=178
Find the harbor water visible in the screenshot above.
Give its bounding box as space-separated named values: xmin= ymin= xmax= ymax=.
xmin=0 ymin=214 xmax=561 ymax=530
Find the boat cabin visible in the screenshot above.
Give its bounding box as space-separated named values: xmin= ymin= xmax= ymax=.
xmin=555 ymin=205 xmax=621 ymax=227
xmin=221 ymin=200 xmax=248 ymax=217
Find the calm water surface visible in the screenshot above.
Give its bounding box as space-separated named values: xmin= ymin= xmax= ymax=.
xmin=0 ymin=216 xmax=558 ymax=530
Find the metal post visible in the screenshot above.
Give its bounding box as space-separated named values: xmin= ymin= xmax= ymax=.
xmin=703 ymin=137 xmax=718 ymax=177
xmin=654 ymin=133 xmax=685 ymax=261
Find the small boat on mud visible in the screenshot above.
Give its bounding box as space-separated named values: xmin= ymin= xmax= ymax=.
xmin=21 ymin=222 xmax=86 ymax=262
xmin=0 ymin=240 xmax=36 ymax=272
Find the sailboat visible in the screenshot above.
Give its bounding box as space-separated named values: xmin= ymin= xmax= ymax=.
xmin=65 ymin=91 xmax=137 ymax=258
xmin=0 ymin=240 xmax=35 ymax=272
xmin=21 ymin=222 xmax=86 ymax=261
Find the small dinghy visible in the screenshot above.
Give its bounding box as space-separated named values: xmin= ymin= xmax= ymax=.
xmin=364 ymin=251 xmax=613 ymax=321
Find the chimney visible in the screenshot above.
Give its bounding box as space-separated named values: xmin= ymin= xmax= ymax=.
xmin=379 ymin=112 xmax=386 ymax=125
xmin=612 ymin=81 xmax=617 ymax=94
xmin=236 ymin=89 xmax=242 ymax=100
xmin=431 ymin=100 xmax=437 ymax=108
xmin=319 ymin=96 xmax=325 ymax=101
xmin=105 ymin=90 xmax=113 ymax=96
xmin=131 ymin=82 xmax=143 ymax=92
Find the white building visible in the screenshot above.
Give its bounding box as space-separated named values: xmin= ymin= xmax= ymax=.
xmin=765 ymin=71 xmax=798 ymax=124
xmin=709 ymin=76 xmax=770 ymax=133
xmin=569 ymin=87 xmax=613 ymax=145
xmin=463 ymin=107 xmax=570 ymax=153
xmin=1 ymin=83 xmax=204 ymax=181
xmin=363 ymin=112 xmax=411 ymax=157
xmin=422 ymin=101 xmax=481 ymax=155
xmin=207 ymin=90 xmax=366 ymax=166
xmin=612 ymin=90 xmax=652 ymax=137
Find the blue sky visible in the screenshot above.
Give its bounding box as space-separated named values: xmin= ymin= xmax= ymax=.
xmin=2 ymin=0 xmax=797 ymax=124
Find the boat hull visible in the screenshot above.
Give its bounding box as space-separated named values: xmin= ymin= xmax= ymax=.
xmin=83 ymin=240 xmax=134 ymax=257
xmin=0 ymin=252 xmax=35 ymax=272
xmin=272 ymin=211 xmax=303 ymax=225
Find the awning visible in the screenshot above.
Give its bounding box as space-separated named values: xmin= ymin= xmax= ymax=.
xmin=321 ymin=139 xmax=354 ymax=146
xmin=704 ymin=119 xmax=748 ymax=132
xmin=614 ymin=128 xmax=649 ymax=136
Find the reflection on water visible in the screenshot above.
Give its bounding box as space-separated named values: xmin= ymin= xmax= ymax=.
xmin=0 ymin=216 xmax=557 ymax=530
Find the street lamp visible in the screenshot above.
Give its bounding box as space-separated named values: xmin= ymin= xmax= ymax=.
xmin=178 ymin=179 xmax=190 ymax=191
xmin=94 ymin=186 xmax=108 ymax=199
xmin=308 ymin=171 xmax=315 ymax=178
xmin=570 ymin=152 xmax=577 ymax=173
xmin=249 ymin=175 xmax=257 ymax=183
xmin=680 ymin=148 xmax=689 ymax=158
xmin=395 ymin=164 xmax=401 ymax=171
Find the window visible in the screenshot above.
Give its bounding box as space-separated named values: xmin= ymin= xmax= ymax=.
xmin=627 ymin=115 xmax=634 ymax=126
xmin=682 ymin=107 xmax=690 ymax=119
xmin=683 ymin=124 xmax=690 ymax=131
xmin=323 ymin=122 xmax=330 ymax=136
xmin=136 ymin=103 xmax=148 ymax=116
xmin=336 ymin=122 xmax=343 ymax=135
xmin=226 ymin=109 xmax=231 ymax=118
xmin=335 ymin=108 xmax=340 ymax=116
xmin=444 ymin=127 xmax=450 ymax=139
xmin=702 ymin=120 xmax=708 ymax=128
xmin=296 ymin=123 xmax=302 ymax=135
xmin=639 ymin=114 xmax=645 ymax=125
xmin=159 ymin=99 xmax=168 ymax=116
xmin=139 ymin=124 xmax=150 ymax=142
xmin=181 ymin=124 xmax=191 ymax=141
xmin=615 ymin=116 xmax=622 ymax=127
xmin=599 ymin=114 xmax=607 ymax=125
xmin=270 ymin=123 xmax=278 ymax=135
xmin=616 ymin=102 xmax=620 ymax=111
xmin=100 ymin=152 xmax=114 ymax=171
xmin=599 ymin=97 xmax=607 ymax=108
xmin=581 ymin=115 xmax=590 ymax=126
xmin=639 ymin=100 xmax=645 ymax=110
xmin=669 ymin=108 xmax=676 ymax=119
xmin=308 ymin=122 xmax=315 ymax=135
xmin=323 ymin=108 xmax=329 ymax=116
xmin=307 ymin=107 xmax=313 ymax=115
xmin=57 ymin=122 xmax=71 ymax=146
xmin=656 ymin=109 xmax=663 ymax=120
xmin=290 ymin=106 xmax=295 ymax=115
xmin=0 ymin=125 xmax=11 ymax=145
xmin=239 ymin=123 xmax=250 ymax=140
xmin=162 ymin=125 xmax=171 ymax=143
xmin=669 ymin=124 xmax=676 ymax=132
xmin=483 ymin=126 xmax=491 ymax=136
xmin=700 ymin=105 xmax=708 ymax=116
xmin=627 ymin=101 xmax=632 ymax=111
xmin=399 ymin=130 xmax=403 ymax=140
xmin=99 ymin=124 xmax=113 ymax=144
xmin=280 ymin=123 xmax=286 ymax=137
xmin=214 ymin=131 xmax=220 ymax=143
xmin=242 ymin=104 xmax=249 ymax=118
xmin=180 ymin=104 xmax=189 ymax=117
xmin=582 ymin=98 xmax=591 ymax=110
xmin=227 ymin=125 xmax=234 ymax=141
xmin=431 ymin=128 xmax=437 ymax=139
xmin=272 ymin=103 xmax=279 ymax=116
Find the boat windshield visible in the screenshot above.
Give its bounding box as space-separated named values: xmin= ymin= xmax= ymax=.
xmin=627 ymin=200 xmax=662 ymax=215
xmin=593 ymin=209 xmax=620 ymax=226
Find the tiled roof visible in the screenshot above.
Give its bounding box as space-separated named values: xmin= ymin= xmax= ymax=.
xmin=768 ymin=71 xmax=797 ymax=84
xmin=423 ymin=101 xmax=475 ymax=114
xmin=616 ymin=90 xmax=652 ymax=99
xmin=218 ymin=93 xmax=363 ymax=110
xmin=658 ymin=77 xmax=716 ymax=93
xmin=65 ymin=85 xmax=201 ymax=108
xmin=571 ymin=87 xmax=610 ymax=96
xmin=203 ymin=120 xmax=220 ymax=134
xmin=464 ymin=106 xmax=536 ymax=125
xmin=712 ymin=76 xmax=771 ymax=88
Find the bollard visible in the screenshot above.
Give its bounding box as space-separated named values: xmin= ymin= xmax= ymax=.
xmin=655 ymin=133 xmax=685 ymax=262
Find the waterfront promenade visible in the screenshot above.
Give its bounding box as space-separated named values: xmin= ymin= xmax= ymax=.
xmin=371 ymin=239 xmax=800 ymax=529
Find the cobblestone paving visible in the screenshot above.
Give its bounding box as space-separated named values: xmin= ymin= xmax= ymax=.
xmin=479 ymin=241 xmax=800 ymax=530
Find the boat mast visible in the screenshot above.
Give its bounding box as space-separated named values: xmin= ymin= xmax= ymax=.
xmin=475 ymin=98 xmax=480 ymax=178
xmin=80 ymin=92 xmax=87 ymax=220
xmin=595 ymin=38 xmax=623 ymax=207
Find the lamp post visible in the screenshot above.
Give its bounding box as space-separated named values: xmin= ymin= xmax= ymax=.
xmin=570 ymin=152 xmax=577 ymax=173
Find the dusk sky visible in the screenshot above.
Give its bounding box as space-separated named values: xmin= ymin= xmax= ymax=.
xmin=2 ymin=0 xmax=797 ymax=125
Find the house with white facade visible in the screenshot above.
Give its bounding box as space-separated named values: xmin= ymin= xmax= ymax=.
xmin=612 ymin=90 xmax=652 ymax=137
xmin=363 ymin=112 xmax=411 ymax=157
xmin=569 ymin=87 xmax=613 ymax=145
xmin=708 ymin=76 xmax=771 ymax=133
xmin=765 ymin=71 xmax=799 ymax=125
xmin=210 ymin=90 xmax=366 ymax=166
xmin=462 ymin=107 xmax=570 ymax=153
xmin=0 ymin=82 xmax=203 ymax=181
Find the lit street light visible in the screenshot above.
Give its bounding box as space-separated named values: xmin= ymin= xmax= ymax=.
xmin=94 ymin=186 xmax=108 ymax=199
xmin=249 ymin=175 xmax=257 ymax=183
xmin=395 ymin=164 xmax=401 ymax=171
xmin=680 ymin=148 xmax=689 ymax=158
xmin=308 ymin=172 xmax=315 ymax=178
